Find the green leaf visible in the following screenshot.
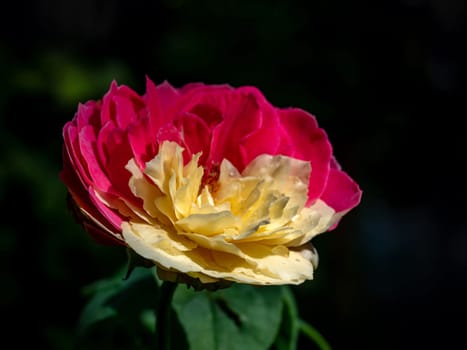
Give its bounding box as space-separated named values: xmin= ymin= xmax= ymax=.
xmin=172 ymin=283 xmax=283 ymax=350
xmin=124 ymin=248 xmax=155 ymax=281
xmin=298 ymin=319 xmax=332 ymax=350
xmin=272 ymin=287 xmax=333 ymax=350
xmin=272 ymin=286 xmax=300 ymax=350
xmin=75 ymin=266 xmax=161 ymax=349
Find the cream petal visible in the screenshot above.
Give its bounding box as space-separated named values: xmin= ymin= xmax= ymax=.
xmin=179 ymin=231 xmax=242 ymax=256
xmin=125 ymin=158 xmax=162 ymax=220
xmin=196 ymin=187 xmax=215 ymax=207
xmin=243 ymin=154 xmax=310 ymax=200
xmin=186 ymin=272 xmax=219 ymax=284
xmin=120 ymin=142 xmax=331 ymax=286
xmin=208 ymin=251 xmax=282 ymax=284
xmin=215 ymin=160 xmax=260 ymax=208
xmin=293 ymin=243 xmax=319 ymax=270
xmin=124 ymin=221 xmax=315 ymax=285
xmin=154 ymin=196 xmax=177 ymax=223
xmin=207 ymin=247 xmax=314 ymax=285
xmin=144 ymin=142 xmax=187 ymax=195
xmin=173 ymin=165 xmax=203 ymax=218
xmin=123 ymin=221 xmax=200 ymax=270
xmin=93 ymin=189 xmax=134 ymax=218
xmin=123 ymin=221 xmax=263 ymax=284
xmin=144 ymin=142 xmax=179 ymax=194
xmin=176 ymin=211 xmax=238 ymax=236
xmin=233 ymin=227 xmax=299 ymax=244
xmin=238 ymin=243 xmax=314 ymax=283
xmin=269 ymin=196 xmax=289 ymax=220
xmin=123 ymin=221 xmax=196 ymax=251
xmin=287 ymin=200 xmax=340 ymax=247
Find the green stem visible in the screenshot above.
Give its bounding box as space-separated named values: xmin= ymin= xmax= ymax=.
xmin=298 ymin=319 xmax=332 ymax=350
xmin=155 ymin=281 xmax=177 ymax=350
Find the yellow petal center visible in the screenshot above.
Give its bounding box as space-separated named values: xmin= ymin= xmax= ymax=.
xmin=121 ymin=141 xmax=339 ymax=285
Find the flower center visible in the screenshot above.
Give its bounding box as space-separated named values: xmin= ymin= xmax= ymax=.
xmin=201 ymin=162 xmax=221 ymax=195
xmin=122 ymin=141 xmax=338 ymax=285
xmin=125 ymin=141 xmax=326 ymax=245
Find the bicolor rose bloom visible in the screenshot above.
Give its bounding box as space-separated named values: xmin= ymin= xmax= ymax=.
xmin=60 ymin=78 xmax=362 ymax=286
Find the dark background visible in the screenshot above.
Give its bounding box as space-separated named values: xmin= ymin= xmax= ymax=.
xmin=1 ymin=0 xmax=466 ymax=349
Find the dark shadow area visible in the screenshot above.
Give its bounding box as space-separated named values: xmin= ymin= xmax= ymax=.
xmin=1 ymin=1 xmax=466 ymax=348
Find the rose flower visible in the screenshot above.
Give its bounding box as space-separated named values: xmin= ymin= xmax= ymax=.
xmin=60 ymin=78 xmax=362 ymax=287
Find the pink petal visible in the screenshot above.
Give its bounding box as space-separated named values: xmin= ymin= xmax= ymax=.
xmin=239 ymin=126 xmax=281 ymax=166
xmin=278 ymin=108 xmax=332 ymax=205
xmin=330 ymin=156 xmax=342 ymax=170
xmin=156 ymin=80 xmax=181 ymax=108
xmin=207 ymin=92 xmax=262 ymax=169
xmin=96 ymin=120 xmax=116 ymax=169
xmin=320 ymin=168 xmax=362 ymax=213
xmin=103 ymin=130 xmax=135 ymax=200
xmin=95 ymin=121 xmax=140 ymax=204
xmin=83 ymin=221 xmax=125 ymax=246
xmin=173 ymin=84 xmax=234 ymax=117
xmin=60 ymin=147 xmax=88 ymax=199
xmin=100 ymin=81 xmax=119 ymax=125
xmin=63 ymin=123 xmax=91 ymax=186
xmin=101 ymin=81 xmax=144 ymax=127
xmin=118 ymin=84 xmax=145 ymax=103
xmin=76 ymin=101 xmax=101 ymax=130
xmin=188 ymin=103 xmax=223 ymax=129
xmin=179 ymin=82 xmax=207 ymax=94
xmin=235 ymin=86 xmax=271 ymax=114
xmin=79 ymin=125 xmax=112 ymax=192
xmin=88 ymin=187 xmax=124 ymax=232
xmin=173 ymin=112 xmax=212 ymax=165
xmin=113 ymin=95 xmax=139 ymax=130
xmin=156 ymin=123 xmax=184 ymax=152
xmin=145 ymin=78 xmax=180 ymax=136
xmin=128 ymin=116 xmax=157 ymax=169
xmin=238 ymin=93 xmax=282 ymax=166
xmin=60 ymin=159 xmax=122 ymax=245
xmin=179 ymin=83 xmax=233 ymax=98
